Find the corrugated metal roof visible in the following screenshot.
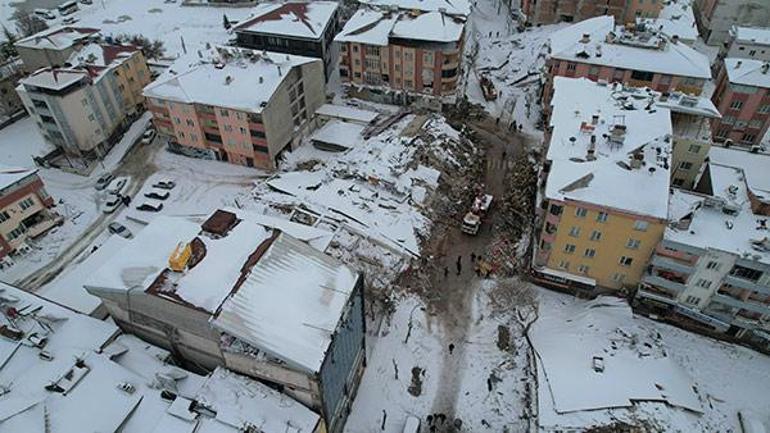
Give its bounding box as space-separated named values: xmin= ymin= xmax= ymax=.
xmin=212 ymin=232 xmax=358 ymax=374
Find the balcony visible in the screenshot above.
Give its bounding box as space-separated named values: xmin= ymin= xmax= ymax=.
xmin=23 ymin=209 xmax=63 ymax=239
xmin=724 ymin=274 xmax=770 ymax=296
xmin=712 ymin=293 xmax=770 ymax=316
xmin=651 ymin=255 xmax=694 ymax=275
xmin=636 ymin=288 xmax=678 ymax=305
xmin=641 ymin=274 xmax=686 ymax=294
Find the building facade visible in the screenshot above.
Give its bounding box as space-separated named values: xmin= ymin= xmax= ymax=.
xmin=719 ymin=26 xmax=770 ymax=64
xmin=16 ymin=44 xmax=152 ymax=159
xmin=144 ymin=48 xmax=325 ymax=170
xmin=543 ymin=17 xmax=711 ymax=112
xmin=335 ymin=9 xmax=465 ymax=100
xmin=0 ymin=167 xmax=59 ymax=260
xmin=520 ymin=0 xmax=662 ymax=25
xmin=710 ymin=58 xmax=770 ymax=148
xmin=14 ymin=25 xmax=100 ymax=72
xmin=233 ymin=1 xmax=340 ymax=79
xmin=694 ymin=0 xmax=770 ymax=45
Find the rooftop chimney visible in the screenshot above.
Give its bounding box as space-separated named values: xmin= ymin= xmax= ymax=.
xmin=608 ymin=124 xmax=627 ymax=146
xmin=587 ymin=135 xmax=597 ymax=161
xmin=736 ymin=60 xmax=743 ymax=69
xmin=591 ymin=114 xmax=599 ymax=125
xmin=630 ymin=152 xmax=644 ymax=169
xmin=762 ymin=63 xmax=770 ymax=74
xmin=225 ymin=75 xmax=233 ymax=85
xmin=671 ymin=34 xmax=680 ymax=44
xmin=581 ymin=33 xmax=591 ymax=43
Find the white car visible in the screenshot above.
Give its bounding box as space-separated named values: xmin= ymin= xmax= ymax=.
xmin=152 ymin=179 xmax=176 ymax=190
xmin=108 ymin=222 xmax=132 ymax=238
xmin=140 ymin=128 xmax=156 ymax=145
xmin=136 ymin=200 xmax=163 ymax=212
xmin=102 ymin=193 xmax=122 ymax=214
xmin=107 ymin=176 xmax=129 ymax=195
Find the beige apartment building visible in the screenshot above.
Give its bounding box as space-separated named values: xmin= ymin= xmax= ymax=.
xmin=144 ymin=47 xmax=325 ymax=170
xmin=14 ymin=25 xmax=100 ymax=72
xmin=16 ymin=43 xmax=151 ymax=159
xmin=0 ymin=166 xmax=60 ymax=261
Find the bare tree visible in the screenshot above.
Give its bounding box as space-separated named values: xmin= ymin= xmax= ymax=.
xmin=115 ymin=34 xmax=166 ymax=60
xmin=12 ymin=10 xmax=48 ymax=37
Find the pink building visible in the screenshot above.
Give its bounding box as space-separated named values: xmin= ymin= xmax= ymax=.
xmin=710 ymin=58 xmax=770 ymax=147
xmin=543 ymin=17 xmax=711 ymax=113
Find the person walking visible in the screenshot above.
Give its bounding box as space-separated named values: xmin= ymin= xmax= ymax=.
xmin=443 ymin=266 xmax=449 ymax=279
xmin=456 ymin=255 xmax=462 ymax=275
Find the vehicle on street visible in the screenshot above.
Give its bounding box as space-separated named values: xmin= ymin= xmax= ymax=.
xmin=108 ymin=222 xmax=132 ymax=238
xmin=136 ymin=201 xmax=163 ymax=212
xmin=140 ymin=128 xmax=156 ymax=145
xmin=102 ymin=193 xmax=122 ymax=214
xmin=95 ymin=173 xmax=114 ymax=190
xmin=80 ymin=0 xmax=93 ymax=4
xmin=62 ymin=16 xmax=78 ymax=24
xmin=107 ymin=176 xmax=129 ymax=195
xmin=34 ymin=9 xmax=56 ymax=20
xmin=144 ymin=190 xmax=169 ymax=200
xmin=57 ymin=1 xmax=79 ymax=15
xmin=461 ymin=191 xmax=493 ymax=235
xmin=152 ymin=179 xmax=176 ymax=190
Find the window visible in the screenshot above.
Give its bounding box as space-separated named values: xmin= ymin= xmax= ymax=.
xmin=684 ymin=295 xmax=700 ymax=305
xmin=219 ymin=109 xmax=229 ymax=117
xmin=186 ymin=119 xmax=194 ymax=127
xmin=569 ymin=226 xmax=581 ymax=237
xmin=584 ymin=248 xmax=596 ymax=258
xmin=673 ymin=178 xmax=685 ymax=187
xmin=749 ymin=119 xmax=763 ymax=129
xmin=596 ymin=212 xmax=608 ymax=223
xmin=626 ymin=239 xmax=641 ymax=249
xmin=19 ymin=197 xmax=35 ymax=211
xmin=0 ymin=211 xmax=9 ymax=223
xmin=630 ymin=70 xmax=654 ymax=81
xmin=730 ymin=265 xmax=763 ymax=282
xmin=742 ymin=133 xmax=757 ymax=143
xmin=174 ymin=117 xmax=181 ymax=124
xmin=696 ymin=279 xmax=712 ymax=289
xmin=204 ymin=132 xmax=222 ymax=143
xmin=730 ymin=100 xmax=744 ymax=110
xmin=549 ymin=204 xmax=563 ymax=216
xmin=566 ymin=62 xmax=576 ymax=71
xmin=721 ymin=115 xmax=736 ymax=125
xmin=759 ymin=104 xmax=770 ymax=114
xmin=558 ymin=260 xmax=570 ymax=270
xmin=575 ymin=207 xmax=587 ymax=218
xmin=223 ymin=125 xmax=233 ymax=132
xmin=679 ymin=161 xmax=693 ymax=170
xmin=612 ymin=273 xmax=626 ymax=283
xmin=578 ymin=264 xmax=590 ymax=274
xmin=633 ymin=220 xmax=649 ymax=231
xmin=31 ymin=99 xmax=48 ymax=109
xmin=688 ymin=144 xmax=701 ymax=153
xmin=253 ymin=143 xmax=269 ymax=153
xmin=564 ymin=244 xmax=576 ymax=254
xmin=706 ymin=261 xmax=721 ymax=271
xmin=619 ymin=256 xmax=634 ymax=267
xmin=735 ymin=120 xmax=748 ymax=128
xmin=590 ymin=230 xmax=602 ymax=241
xmin=250 ymin=129 xmax=265 ymax=139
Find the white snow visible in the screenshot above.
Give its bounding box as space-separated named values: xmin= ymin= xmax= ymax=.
xmin=638 ymin=0 xmax=699 ymax=45
xmin=19 ymin=68 xmax=88 ymax=90
xmin=358 ymin=0 xmax=471 ymax=17
xmin=315 ymin=103 xmax=380 ymax=124
xmin=390 ymin=12 xmax=465 ymax=43
xmin=14 ymin=25 xmax=99 ymax=50
xmin=333 ymin=9 xmax=396 ymax=47
xmin=310 ymin=120 xmax=366 ymax=150
xmin=725 ymin=57 xmax=770 ymax=88
xmin=232 ymin=1 xmax=339 ymax=40
xmin=733 ymin=26 xmax=770 ymax=47
xmin=709 ymin=145 xmax=770 ymax=200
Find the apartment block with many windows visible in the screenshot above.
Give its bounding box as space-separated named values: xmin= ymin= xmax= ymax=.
xmin=335 ymin=8 xmax=465 ymax=100
xmin=694 ymin=0 xmax=770 ymax=45
xmin=520 ymin=0 xmax=662 ymax=25
xmin=637 ymin=162 xmax=770 ymax=351
xmin=543 ymin=16 xmax=711 ymax=114
xmin=144 ymin=47 xmax=325 ymax=170
xmin=718 ymin=26 xmax=770 ymax=65
xmin=710 ymin=58 xmax=770 ymax=148
xmin=0 ymin=166 xmax=59 ymax=261
xmin=16 ymin=43 xmax=152 ymax=159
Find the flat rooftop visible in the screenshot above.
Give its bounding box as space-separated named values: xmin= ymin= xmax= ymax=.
xmin=19 ymin=68 xmax=89 ymax=91
xmin=709 ymin=145 xmax=770 ymax=202
xmin=358 ymin=0 xmax=471 ymax=16
xmin=67 ymin=42 xmax=140 ymax=68
xmin=143 ymin=47 xmax=318 ymax=113
xmin=15 ymin=25 xmax=100 ymax=50
xmin=732 ymin=26 xmax=770 ymax=46
xmin=724 ymin=57 xmax=770 ymax=88
xmin=549 ymin=16 xmax=711 ymax=80
xmin=233 ymin=1 xmax=339 ymax=40
xmin=545 ymin=77 xmax=673 ymax=219
xmin=315 ymin=103 xmax=379 ymax=124
xmin=335 ymin=8 xmax=464 ymax=46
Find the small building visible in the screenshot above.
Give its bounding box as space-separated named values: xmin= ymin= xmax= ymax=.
xmin=84 ymin=209 xmax=366 ymax=433
xmin=520 ymin=0 xmax=662 ymax=26
xmin=335 ymin=8 xmax=465 ymax=102
xmin=0 ymin=165 xmax=59 ymax=261
xmin=0 ymin=281 xmax=323 ymax=433
xmin=14 ymin=25 xmax=100 ymax=72
xmin=693 ymin=0 xmax=770 ymax=45
xmin=719 ymin=26 xmax=770 ymax=65
xmin=143 ymin=47 xmax=325 ymax=170
xmin=543 ymin=16 xmax=711 ymax=113
xmin=233 ymin=1 xmax=340 ymax=80
xmin=16 ymin=43 xmax=152 ymax=160
xmin=710 ymin=58 xmax=770 ymax=148
xmin=637 ymin=161 xmax=770 ymax=351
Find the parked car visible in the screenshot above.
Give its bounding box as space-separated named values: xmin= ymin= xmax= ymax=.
xmin=136 ymin=201 xmax=163 ymax=212
xmin=140 ymin=128 xmax=156 ymax=145
xmin=144 ymin=190 xmax=169 ymax=200
xmin=62 ymin=16 xmax=78 ymax=24
xmin=108 ymin=222 xmax=132 ymax=239
xmin=34 ymin=9 xmax=56 ymax=20
xmin=102 ymin=194 xmax=122 ymax=214
xmin=152 ymin=179 xmax=176 ymax=190
xmin=107 ymin=176 xmax=129 ymax=195
xmin=80 ymin=0 xmax=93 ymax=4
xmin=95 ymin=173 xmax=114 ymax=191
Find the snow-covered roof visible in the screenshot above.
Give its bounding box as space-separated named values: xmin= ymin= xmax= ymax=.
xmin=709 ymin=145 xmax=770 ymax=201
xmin=334 ymin=8 xmax=464 ymax=46
xmin=667 ymin=164 xmax=770 ymax=264
xmin=233 ymin=1 xmax=339 ymax=40
xmin=67 ymin=42 xmax=140 ymax=68
xmin=15 ymin=25 xmax=100 ymax=50
xmin=732 ymin=26 xmax=770 ymax=47
xmin=311 ymin=119 xmax=366 ymax=150
xmin=315 ymin=103 xmax=379 ymax=124
xmin=19 ymin=68 xmax=89 ymax=91
xmin=0 ymin=165 xmax=37 ymax=192
xmin=143 ymin=48 xmax=318 ymax=113
xmin=358 ymin=0 xmax=471 ymax=16
xmin=545 ymin=77 xmax=672 ymax=219
xmin=724 ymin=57 xmax=770 ymax=88
xmin=212 ymin=231 xmax=359 ymax=373
xmin=637 ymin=0 xmax=698 ymax=43
xmin=549 ymin=16 xmax=711 ymax=79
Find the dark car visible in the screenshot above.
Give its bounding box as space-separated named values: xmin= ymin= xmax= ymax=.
xmin=136 ymin=201 xmax=163 ymax=212
xmin=144 ymin=190 xmax=169 ymax=200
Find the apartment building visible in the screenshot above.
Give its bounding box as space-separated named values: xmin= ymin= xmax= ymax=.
xmin=0 ymin=59 xmax=24 ymax=121
xmin=710 ymin=58 xmax=770 ymax=148
xmin=636 ymin=0 xmax=700 ymax=46
xmin=14 ymin=25 xmax=100 ymax=72
xmin=84 ymin=209 xmax=365 ymax=433
xmin=357 ymin=0 xmax=471 ymax=17
xmin=636 ymin=162 xmax=770 ymax=351
xmin=534 ymin=77 xmax=673 ymax=293
xmin=16 ymin=43 xmax=152 ymax=159
xmin=543 ymin=17 xmax=711 ymax=112
xmin=719 ymin=26 xmax=770 ymax=63
xmin=694 ymin=0 xmax=770 ymax=45
xmin=0 ymin=166 xmax=59 ymax=261
xmin=144 ymin=47 xmax=324 ymax=170
xmin=520 ymin=0 xmax=662 ymax=25
xmin=335 ymin=8 xmax=465 ymax=101
xmin=233 ymin=1 xmax=340 ymax=79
